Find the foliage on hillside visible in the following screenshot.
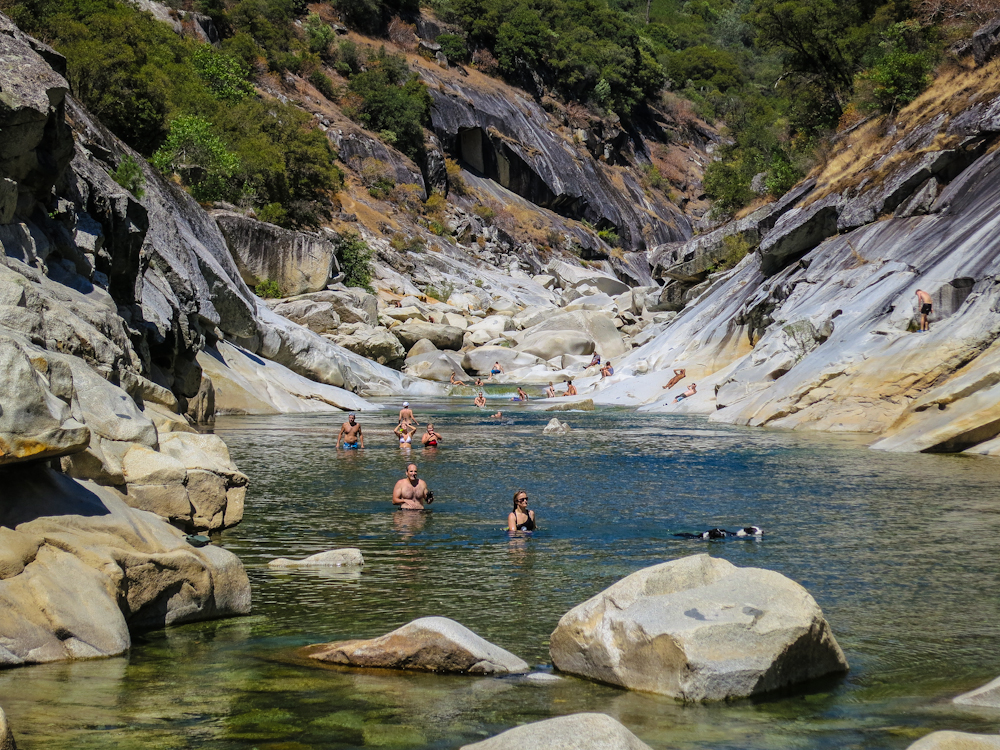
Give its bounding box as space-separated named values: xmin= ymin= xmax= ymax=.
xmin=2 ymin=0 xmax=341 ymax=228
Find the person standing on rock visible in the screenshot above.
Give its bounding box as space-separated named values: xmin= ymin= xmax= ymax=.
xmin=392 ymin=463 xmax=434 ymax=510
xmin=916 ymin=289 xmax=933 ymax=331
xmin=337 ymin=413 xmax=364 ymax=449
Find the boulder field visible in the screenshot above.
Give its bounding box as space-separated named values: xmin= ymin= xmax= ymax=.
xmin=549 ymin=555 xmax=849 ymax=701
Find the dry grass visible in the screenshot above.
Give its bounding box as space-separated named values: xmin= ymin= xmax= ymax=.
xmin=807 ymin=55 xmax=1000 ymax=204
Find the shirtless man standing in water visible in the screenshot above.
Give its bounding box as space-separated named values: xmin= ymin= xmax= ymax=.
xmin=392 ymin=463 xmax=434 ymax=510
xmin=336 ymin=413 xmax=364 ymax=449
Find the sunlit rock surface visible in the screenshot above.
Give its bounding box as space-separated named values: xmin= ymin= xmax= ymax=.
xmin=550 ymin=554 xmax=848 ymax=701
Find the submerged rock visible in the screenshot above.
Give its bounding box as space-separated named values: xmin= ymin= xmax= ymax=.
xmin=549 ymin=554 xmax=848 ymax=701
xmin=269 ymin=549 xmax=364 ymax=567
xmin=304 ymin=616 xmax=528 ymax=675
xmin=460 ymin=713 xmax=653 ymax=750
xmin=954 ymin=675 xmax=1000 ymax=707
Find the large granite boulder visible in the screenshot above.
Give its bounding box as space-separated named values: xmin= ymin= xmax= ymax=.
xmin=0 ymin=465 xmax=251 ymax=668
xmin=304 ymin=616 xmax=529 ymax=675
xmin=461 ymin=713 xmax=653 ymax=750
xmin=404 ymin=350 xmax=467 ymax=381
xmin=517 ymin=329 xmax=595 ymax=361
xmin=954 ymin=675 xmax=1000 ymax=707
xmin=330 ymin=325 xmax=406 ymax=369
xmin=461 ymin=345 xmax=544 ymax=375
xmin=391 ymin=319 xmax=465 ymax=350
xmin=521 ymin=309 xmax=627 ymax=359
xmin=758 ymin=194 xmax=840 ymax=276
xmin=548 ymin=260 xmax=629 ymax=296
xmin=542 ymin=417 xmax=571 ymax=435
xmin=549 ymin=554 xmax=849 ymax=701
xmin=271 ymin=287 xmax=378 ymax=327
xmin=905 ymin=732 xmax=1000 ymax=750
xmin=213 ymin=211 xmax=339 ymax=296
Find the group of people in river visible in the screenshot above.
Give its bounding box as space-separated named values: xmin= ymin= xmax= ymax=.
xmin=336 ymin=403 xmax=444 ymax=450
xmin=391 ymin=461 xmax=536 ymax=532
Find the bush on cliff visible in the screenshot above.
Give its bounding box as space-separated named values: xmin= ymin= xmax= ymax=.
xmin=337 ymin=232 xmax=374 ymax=292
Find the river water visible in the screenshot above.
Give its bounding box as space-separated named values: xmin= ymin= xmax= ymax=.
xmin=4 ymin=400 xmax=1000 ymax=749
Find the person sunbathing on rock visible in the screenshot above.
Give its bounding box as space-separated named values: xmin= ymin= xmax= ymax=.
xmin=515 ymin=387 xmax=529 ymax=401
xmin=587 ymin=352 xmax=601 ymax=368
xmin=672 ymin=383 xmax=697 ymax=403
xmin=564 ymin=380 xmax=577 ymax=396
xmin=545 ymin=381 xmax=556 ymax=398
xmin=663 ymin=368 xmax=686 ymax=389
xmin=450 ymin=372 xmax=466 ymax=386
xmin=600 ymin=361 xmax=614 ymax=379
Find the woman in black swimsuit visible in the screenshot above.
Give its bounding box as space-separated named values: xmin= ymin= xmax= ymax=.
xmin=507 ymin=489 xmax=536 ymax=532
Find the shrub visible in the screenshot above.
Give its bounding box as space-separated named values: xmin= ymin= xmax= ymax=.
xmin=192 ymin=45 xmax=255 ymax=103
xmin=472 ymin=203 xmax=495 ymax=222
xmin=855 ymin=21 xmax=936 ymax=113
xmin=424 ymin=192 xmax=447 ymax=217
xmin=309 ymin=69 xmax=337 ymax=99
xmin=337 ymin=231 xmax=374 ymax=291
xmin=257 ymin=202 xmax=287 ymax=224
xmin=390 ymin=183 xmax=424 ymax=213
xmin=343 ymin=47 xmax=431 ymax=161
xmin=303 ymin=13 xmax=334 ymax=54
xmin=436 ymin=33 xmax=468 ymax=62
xmin=445 ymin=158 xmax=467 ymax=195
xmin=152 ymin=115 xmax=242 ymax=202
xmin=255 ymin=278 xmax=283 ymax=297
xmin=424 ymin=282 xmax=454 ymax=301
xmin=597 ymin=227 xmax=620 ymax=246
xmin=640 ymin=163 xmax=665 ymax=190
xmin=110 ymin=154 xmax=145 ymax=198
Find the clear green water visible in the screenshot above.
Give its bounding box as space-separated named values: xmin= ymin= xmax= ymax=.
xmin=4 ymin=402 xmax=1000 ymax=749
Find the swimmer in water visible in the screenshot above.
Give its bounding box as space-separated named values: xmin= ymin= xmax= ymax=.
xmin=421 ymin=423 xmax=443 ymax=447
xmin=490 ymin=410 xmax=503 ymax=419
xmin=395 ymin=421 xmax=416 ymax=444
xmin=507 ymin=489 xmax=536 ymax=531
xmin=392 ymin=463 xmax=434 ymax=510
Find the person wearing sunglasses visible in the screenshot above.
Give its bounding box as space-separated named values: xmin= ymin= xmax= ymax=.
xmin=507 ymin=489 xmax=536 ymax=532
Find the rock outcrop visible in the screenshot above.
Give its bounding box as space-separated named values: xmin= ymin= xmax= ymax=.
xmin=0 ymin=464 xmax=251 ymax=668
xmin=304 ymin=616 xmax=529 ymax=675
xmin=549 ymin=554 xmax=848 ymax=701
xmin=213 ymin=211 xmax=341 ymax=297
xmin=542 ymin=417 xmax=571 ymax=435
xmin=460 ymin=713 xmax=653 ymax=750
xmin=419 ymin=65 xmax=692 ymax=251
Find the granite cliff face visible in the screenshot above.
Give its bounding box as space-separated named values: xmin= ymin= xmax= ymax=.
xmin=586 ymin=55 xmax=1000 ymax=456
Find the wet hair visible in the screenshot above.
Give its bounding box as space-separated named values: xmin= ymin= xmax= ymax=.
xmin=511 ymin=489 xmax=529 ymax=510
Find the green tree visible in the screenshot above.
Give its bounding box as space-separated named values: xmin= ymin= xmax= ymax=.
xmin=855 ymin=21 xmax=935 ymax=113
xmin=337 ymin=232 xmax=374 ymax=291
xmin=192 ymin=45 xmax=256 ymax=102
xmin=152 ymin=115 xmax=242 ymax=202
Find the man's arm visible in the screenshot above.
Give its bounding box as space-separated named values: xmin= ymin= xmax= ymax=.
xmin=358 ymin=426 xmax=364 ymax=448
xmin=336 ymin=424 xmax=346 ymax=445
xmin=421 ymin=480 xmax=433 ymax=503
xmin=392 ymin=480 xmax=405 ymax=506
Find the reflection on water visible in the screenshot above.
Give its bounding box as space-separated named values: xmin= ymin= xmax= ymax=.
xmin=4 ymin=403 xmax=1000 ymax=749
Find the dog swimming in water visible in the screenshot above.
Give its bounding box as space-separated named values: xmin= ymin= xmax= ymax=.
xmin=674 ymin=526 xmax=763 ymax=540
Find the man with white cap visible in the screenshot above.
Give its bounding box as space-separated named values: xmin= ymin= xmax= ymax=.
xmin=398 ymin=401 xmax=418 ymax=430
xmin=337 ymin=412 xmax=364 ymax=449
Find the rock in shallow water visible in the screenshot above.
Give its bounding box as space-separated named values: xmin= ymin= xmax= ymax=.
xmin=0 ymin=706 xmax=15 ymax=750
xmin=269 ymin=549 xmax=364 ymax=568
xmin=304 ymin=616 xmax=528 ymax=675
xmin=460 ymin=713 xmax=652 ymax=750
xmin=542 ymin=418 xmax=571 ymax=435
xmin=905 ymin=731 xmax=1000 ymax=749
xmin=549 ymin=554 xmax=849 ymax=701
xmin=954 ymin=675 xmax=1000 ymax=707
